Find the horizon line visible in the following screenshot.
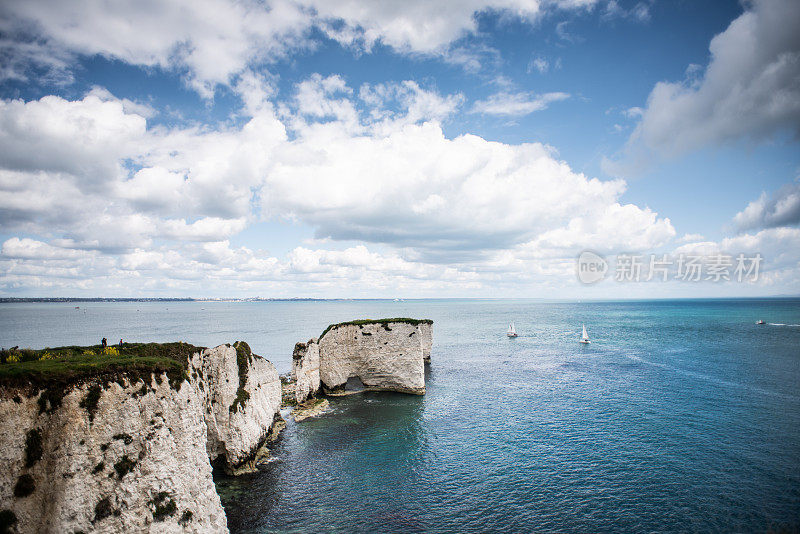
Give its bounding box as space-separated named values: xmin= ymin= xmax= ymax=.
xmin=2 ymin=296 xmax=799 ymax=302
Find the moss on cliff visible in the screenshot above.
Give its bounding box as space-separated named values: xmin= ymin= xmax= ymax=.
xmin=229 ymin=341 xmax=251 ymax=414
xmin=93 ymin=497 xmax=114 ymax=522
xmin=318 ymin=318 xmax=433 ymax=341
xmin=24 ymin=429 xmax=42 ymax=468
xmin=292 ymin=341 xmax=310 ymax=361
xmin=179 ymin=510 xmax=193 ymax=526
xmin=0 ymin=509 xmax=17 ymax=533
xmin=13 ymin=474 xmax=35 ymax=498
xmin=79 ymin=385 xmax=102 ymax=422
xmin=113 ymin=433 xmax=133 ymax=445
xmin=150 ymin=491 xmax=177 ymax=521
xmin=114 ymin=455 xmax=136 ymax=479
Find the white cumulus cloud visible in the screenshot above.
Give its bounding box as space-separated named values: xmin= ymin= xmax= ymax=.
xmin=1 ymin=0 xmax=600 ymax=95
xmin=471 ymin=91 xmax=570 ymax=116
xmin=605 ymin=0 xmax=800 ymax=176
xmin=0 ymin=76 xmax=676 ymax=295
xmin=733 ymin=181 xmax=800 ymax=231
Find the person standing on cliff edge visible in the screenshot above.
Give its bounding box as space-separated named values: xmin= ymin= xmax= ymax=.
xmin=101 ymin=337 xmax=107 ymax=349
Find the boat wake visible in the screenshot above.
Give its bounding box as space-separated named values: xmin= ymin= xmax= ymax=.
xmin=623 ymin=353 xmax=799 ymax=402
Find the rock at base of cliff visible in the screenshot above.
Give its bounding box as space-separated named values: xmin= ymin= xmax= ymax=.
xmin=293 ymin=398 xmax=329 ymax=422
xmin=226 ymin=416 xmax=285 ymax=476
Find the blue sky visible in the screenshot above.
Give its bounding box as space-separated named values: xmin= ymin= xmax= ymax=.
xmin=0 ymin=0 xmax=798 ymax=298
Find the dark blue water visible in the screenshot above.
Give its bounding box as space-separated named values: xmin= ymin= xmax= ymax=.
xmin=2 ymin=299 xmax=799 ymax=532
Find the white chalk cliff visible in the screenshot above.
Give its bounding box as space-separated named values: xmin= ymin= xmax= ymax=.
xmin=192 ymin=342 xmax=281 ymax=471
xmin=418 ymin=321 xmax=432 ymax=363
xmin=0 ymin=342 xmax=282 ymax=534
xmin=292 ymin=319 xmax=433 ymax=403
xmin=291 ymin=339 xmax=320 ymax=404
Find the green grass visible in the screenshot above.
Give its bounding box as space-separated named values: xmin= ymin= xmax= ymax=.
xmin=0 ymin=342 xmax=202 ymax=391
xmin=319 ymin=318 xmax=432 ymax=341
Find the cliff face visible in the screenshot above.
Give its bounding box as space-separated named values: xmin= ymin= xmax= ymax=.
xmin=0 ymin=377 xmax=226 ymax=534
xmin=418 ymin=322 xmax=433 ymax=363
xmin=0 ymin=342 xmax=282 ymax=534
xmin=292 ymin=319 xmax=433 ymax=402
xmin=291 ymin=339 xmax=320 ymax=404
xmin=191 ymin=343 xmax=281 ymax=470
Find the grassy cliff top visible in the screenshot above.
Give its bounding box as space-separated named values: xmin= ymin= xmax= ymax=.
xmin=0 ymin=342 xmax=203 ymax=390
xmin=319 ymin=318 xmax=432 ymax=341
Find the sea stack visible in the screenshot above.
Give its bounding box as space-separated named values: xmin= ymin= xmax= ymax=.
xmin=292 ymin=339 xmax=321 ymax=403
xmin=190 ymin=342 xmax=282 ymax=474
xmin=292 ymin=318 xmax=433 ymax=403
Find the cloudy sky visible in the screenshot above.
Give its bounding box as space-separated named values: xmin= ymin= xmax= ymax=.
xmin=0 ymin=0 xmax=798 ymax=298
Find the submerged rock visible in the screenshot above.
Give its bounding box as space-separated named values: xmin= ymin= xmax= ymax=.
xmin=293 ymin=398 xmax=330 ymax=422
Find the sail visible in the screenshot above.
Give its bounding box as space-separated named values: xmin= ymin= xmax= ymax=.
xmin=581 ymin=324 xmax=588 ymax=340
xmin=508 ymin=322 xmax=516 ymax=334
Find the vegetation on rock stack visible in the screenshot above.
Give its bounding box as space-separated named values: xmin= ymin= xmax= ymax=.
xmin=318 ymin=318 xmax=433 ymax=341
xmin=229 ymin=341 xmax=252 ymax=414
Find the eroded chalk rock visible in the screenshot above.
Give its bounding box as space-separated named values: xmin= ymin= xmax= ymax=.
xmin=0 ymin=377 xmax=227 ymax=534
xmin=418 ymin=321 xmax=433 ymax=363
xmin=0 ymin=341 xmax=284 ymax=533
xmin=316 ymin=319 xmax=433 ymax=395
xmin=291 ymin=339 xmax=320 ymax=404
xmin=190 ymin=342 xmax=282 ymax=471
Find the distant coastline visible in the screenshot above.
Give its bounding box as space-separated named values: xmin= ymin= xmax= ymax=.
xmin=1 ymin=296 xmax=799 ymax=304
xmin=0 ymin=297 xmax=349 ymax=303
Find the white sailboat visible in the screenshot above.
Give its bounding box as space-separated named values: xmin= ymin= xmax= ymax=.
xmin=579 ymin=324 xmax=590 ymax=344
xmin=507 ymin=322 xmax=518 ymax=338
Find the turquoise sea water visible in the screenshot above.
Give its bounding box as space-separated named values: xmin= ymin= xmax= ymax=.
xmin=2 ymin=299 xmax=799 ymax=532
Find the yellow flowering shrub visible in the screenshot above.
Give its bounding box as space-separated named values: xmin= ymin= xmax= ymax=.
xmin=6 ymin=353 xmax=21 ymax=363
xmin=103 ymin=346 xmax=120 ymax=357
xmin=38 ymin=351 xmax=56 ymax=361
